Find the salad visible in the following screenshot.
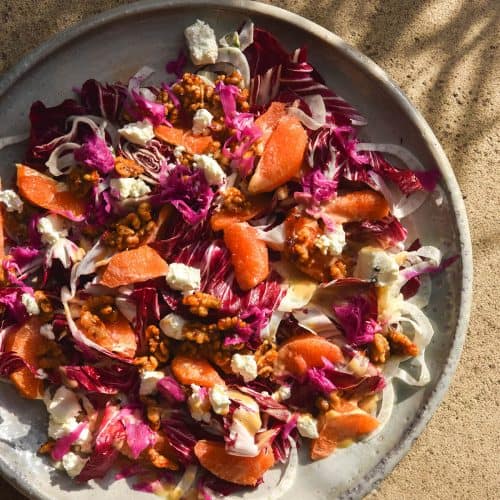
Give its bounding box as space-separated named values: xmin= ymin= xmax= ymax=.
xmin=0 ymin=18 xmax=456 ymax=498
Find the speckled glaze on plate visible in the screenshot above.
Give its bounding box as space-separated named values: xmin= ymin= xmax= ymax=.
xmin=0 ymin=1 xmax=472 ymax=499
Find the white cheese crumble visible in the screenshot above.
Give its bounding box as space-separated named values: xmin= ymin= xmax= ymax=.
xmin=62 ymin=452 xmax=88 ymax=478
xmin=192 ymin=108 xmax=213 ymax=135
xmin=184 ymin=20 xmax=218 ymax=66
xmin=46 ymin=386 xmax=82 ymax=423
xmin=165 ymin=263 xmax=201 ymax=293
xmin=173 ymin=145 xmax=186 ymax=159
xmin=40 ymin=323 xmax=55 ymax=340
xmin=192 ymin=154 xmax=226 ymax=185
xmin=208 ymin=384 xmax=230 ymax=416
xmin=118 ymin=119 xmax=155 ymax=146
xmin=231 ymin=354 xmax=258 ymax=383
xmin=314 ymin=225 xmax=346 ymax=256
xmin=139 ymin=371 xmax=164 ymax=396
xmin=159 ymin=313 xmax=186 ymax=340
xmin=187 ymin=384 xmax=211 ymax=423
xmin=272 ymin=385 xmax=291 ymax=402
xmin=354 ymin=246 xmax=400 ymax=287
xmin=110 ymin=177 xmax=151 ymax=199
xmin=21 ymin=293 xmax=40 ymax=316
xmin=0 ymin=189 xmax=23 ymax=213
xmin=297 ymin=413 xmax=319 ymax=439
xmin=37 ymin=214 xmax=68 ymax=246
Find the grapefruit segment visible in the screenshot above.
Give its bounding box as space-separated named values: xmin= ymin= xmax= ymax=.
xmin=311 ymin=409 xmax=379 ymax=460
xmin=100 ymin=245 xmax=168 ymax=288
xmin=210 ymin=195 xmax=270 ymax=232
xmin=194 ymin=440 xmax=275 ymax=486
xmin=171 ymin=356 xmax=224 ymax=388
xmin=4 ymin=317 xmax=51 ymax=399
xmin=325 ymin=190 xmax=390 ymax=223
xmin=77 ymin=312 xmax=137 ymax=360
xmin=248 ymin=115 xmax=307 ymax=194
xmin=277 ymin=333 xmax=345 ymax=376
xmin=16 ymin=164 xmax=86 ymax=219
xmin=154 ymin=125 xmax=213 ymax=154
xmin=255 ymin=102 xmax=287 ymax=145
xmin=223 ymin=222 xmax=269 ymax=291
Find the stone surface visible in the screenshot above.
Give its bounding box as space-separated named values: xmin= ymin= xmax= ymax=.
xmin=0 ymin=0 xmax=498 ymax=499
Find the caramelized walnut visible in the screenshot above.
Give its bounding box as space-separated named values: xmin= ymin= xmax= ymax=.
xmin=114 ymin=156 xmax=144 ymax=177
xmin=182 ymin=292 xmax=221 ymax=317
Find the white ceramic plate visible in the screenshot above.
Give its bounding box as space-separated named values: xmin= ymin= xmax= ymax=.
xmin=0 ymin=1 xmax=472 ymax=499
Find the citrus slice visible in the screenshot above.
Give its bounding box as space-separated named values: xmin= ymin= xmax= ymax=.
xmin=77 ymin=312 xmax=137 ymax=360
xmin=4 ymin=317 xmax=51 ymax=399
xmin=154 ymin=125 xmax=213 ymax=154
xmin=254 ymin=101 xmax=287 ymax=145
xmin=248 ymin=115 xmax=307 ymax=194
xmin=325 ymin=190 xmax=390 ymax=223
xmin=210 ymin=194 xmax=270 ymax=232
xmin=171 ymin=356 xmax=224 ymax=388
xmin=310 ymin=409 xmax=379 ymax=460
xmin=100 ymin=245 xmax=168 ymax=288
xmin=223 ymin=222 xmax=269 ymax=291
xmin=194 ymin=440 xmax=275 ymax=486
xmin=16 ymin=164 xmax=86 ymax=219
xmin=277 ymin=333 xmax=344 ymax=376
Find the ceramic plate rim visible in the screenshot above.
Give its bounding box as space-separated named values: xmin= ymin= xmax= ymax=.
xmin=0 ymin=1 xmax=473 ymax=498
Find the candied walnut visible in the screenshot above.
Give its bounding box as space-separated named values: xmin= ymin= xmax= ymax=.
xmin=284 ymin=208 xmax=347 ymax=282
xmin=254 ymin=341 xmax=278 ymax=378
xmin=134 ymin=355 xmax=159 ymax=371
xmin=145 ymin=431 xmax=179 ymax=470
xmin=37 ymin=440 xmax=55 ymax=455
xmin=37 ymin=340 xmax=66 ymax=370
xmin=102 ymin=202 xmax=157 ymax=250
xmin=34 ymin=291 xmax=54 ymax=322
xmin=386 ymin=328 xmax=418 ymax=357
xmin=329 ymin=259 xmax=348 ymax=280
xmin=67 ymin=166 xmax=99 ymax=198
xmin=79 ymin=310 xmax=108 ymax=343
xmin=114 ymin=156 xmax=144 ymax=177
xmin=146 ymin=404 xmax=162 ymax=431
xmin=81 ymin=295 xmax=118 ymax=323
xmin=369 ymin=333 xmax=390 ymax=364
xmin=222 ymin=187 xmax=250 ymax=213
xmin=182 ymin=292 xmax=221 ymax=317
xmin=145 ymin=325 xmax=170 ymax=364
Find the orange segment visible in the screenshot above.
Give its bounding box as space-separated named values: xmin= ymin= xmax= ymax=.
xmin=171 ymin=356 xmax=224 ymax=388
xmin=100 ymin=245 xmax=168 ymax=288
xmin=223 ymin=222 xmax=269 ymax=291
xmin=248 ymin=115 xmax=307 ymax=194
xmin=325 ymin=190 xmax=390 ymax=223
xmin=4 ymin=317 xmax=50 ymax=399
xmin=194 ymin=440 xmax=275 ymax=486
xmin=16 ymin=164 xmax=86 ymax=220
xmin=255 ymin=101 xmax=287 ymax=145
xmin=311 ymin=409 xmax=379 ymax=460
xmin=154 ymin=125 xmax=213 ymax=155
xmin=277 ymin=333 xmax=344 ymax=376
xmin=210 ymin=194 xmax=270 ymax=232
xmin=77 ymin=312 xmax=137 ymax=360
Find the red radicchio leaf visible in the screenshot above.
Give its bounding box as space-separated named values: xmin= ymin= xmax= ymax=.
xmin=80 ymin=79 xmax=128 ymax=121
xmin=74 ymin=134 xmax=115 ymax=174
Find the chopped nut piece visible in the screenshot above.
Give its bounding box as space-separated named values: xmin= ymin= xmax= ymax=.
xmin=329 ymin=259 xmax=348 ymax=280
xmin=182 ymin=291 xmax=221 ymax=317
xmin=386 ymin=328 xmax=419 ymax=357
xmin=81 ymin=295 xmax=118 ymax=323
xmin=102 ymin=202 xmax=157 ymax=250
xmin=114 ymin=156 xmax=144 ymax=177
xmin=222 ymin=187 xmax=250 ymax=213
xmin=67 ymin=166 xmax=99 ymax=198
xmin=134 ymin=355 xmax=159 ymax=371
xmin=369 ymin=333 xmax=390 ymax=364
xmin=254 ymin=341 xmax=278 ymax=378
xmin=145 ymin=325 xmax=170 ymax=363
xmin=34 ymin=290 xmax=54 ymax=323
xmin=37 ymin=440 xmax=55 ymax=455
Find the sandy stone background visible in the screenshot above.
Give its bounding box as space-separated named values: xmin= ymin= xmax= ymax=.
xmin=0 ymin=0 xmax=498 ymax=498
